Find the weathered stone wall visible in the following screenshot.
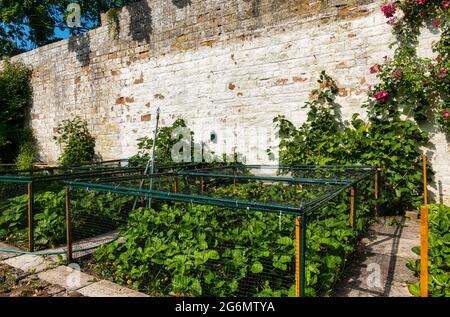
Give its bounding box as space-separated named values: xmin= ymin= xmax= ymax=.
xmin=9 ymin=0 xmax=449 ymax=203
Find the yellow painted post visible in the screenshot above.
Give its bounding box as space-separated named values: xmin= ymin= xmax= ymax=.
xmin=420 ymin=154 xmax=428 ymax=297
xmin=295 ymin=216 xmax=300 ymax=297
xmin=350 ymin=187 xmax=355 ymax=226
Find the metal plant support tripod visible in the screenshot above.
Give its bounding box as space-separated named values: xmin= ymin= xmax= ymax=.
xmin=132 ymin=107 xmax=160 ymax=210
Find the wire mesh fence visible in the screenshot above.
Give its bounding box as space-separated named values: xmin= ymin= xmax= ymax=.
xmin=64 ymin=164 xmax=378 ymax=297
xmin=0 ymin=163 xmax=379 ymax=296
xmin=68 ymin=186 xmax=299 ymax=296
xmin=0 ymin=161 xmax=145 ymax=252
xmin=0 ymin=179 xmax=30 ymax=249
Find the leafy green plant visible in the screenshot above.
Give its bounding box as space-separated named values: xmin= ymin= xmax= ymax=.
xmin=0 ymin=195 xmax=28 ymax=246
xmin=0 ymin=191 xmax=65 ymax=248
xmin=106 ymin=8 xmax=120 ymax=39
xmin=129 ymin=118 xmax=193 ymax=167
xmin=271 ymin=72 xmax=429 ymax=212
xmin=33 ymin=191 xmax=65 ymax=248
xmin=92 ymin=181 xmax=373 ymax=297
xmin=15 ymin=141 xmax=36 ymax=170
xmin=407 ymin=204 xmax=450 ymax=297
xmin=0 ymin=60 xmax=32 ymax=163
xmin=54 ymin=116 xmax=96 ymax=166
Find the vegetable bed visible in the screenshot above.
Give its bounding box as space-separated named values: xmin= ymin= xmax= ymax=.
xmin=88 ymin=182 xmax=374 ymax=297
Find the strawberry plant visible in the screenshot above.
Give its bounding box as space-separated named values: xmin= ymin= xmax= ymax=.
xmin=407 ymin=204 xmax=450 ymax=297
xmin=0 ymin=188 xmax=132 ymax=249
xmin=92 ymin=181 xmax=374 ymax=297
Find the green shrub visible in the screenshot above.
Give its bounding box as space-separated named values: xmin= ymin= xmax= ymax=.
xmin=0 ymin=60 xmax=32 ymax=163
xmin=130 ymin=118 xmax=193 ymax=167
xmin=15 ymin=141 xmax=36 ymax=170
xmin=54 ymin=116 xmax=96 ymax=166
xmin=271 ymin=72 xmax=429 ymax=213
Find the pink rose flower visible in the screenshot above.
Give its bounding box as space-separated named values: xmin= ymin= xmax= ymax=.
xmin=417 ymin=0 xmax=427 ymax=5
xmin=432 ymin=19 xmax=441 ymax=27
xmin=381 ymin=3 xmax=397 ymax=18
xmin=370 ymin=64 xmax=381 ymax=74
xmin=443 ymin=1 xmax=450 ymax=9
xmin=444 ymin=111 xmax=449 ymax=119
xmin=374 ymin=90 xmax=389 ymax=103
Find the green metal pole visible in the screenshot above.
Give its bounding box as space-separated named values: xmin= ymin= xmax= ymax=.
xmin=300 ymin=215 xmax=306 ymax=297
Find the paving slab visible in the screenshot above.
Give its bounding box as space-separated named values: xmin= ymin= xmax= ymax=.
xmin=3 ymin=254 xmax=58 ymax=274
xmin=360 ymin=236 xmax=419 ymax=258
xmin=77 ymin=280 xmax=149 ymax=297
xmin=0 ymin=242 xmax=22 ymax=260
xmin=334 ymin=215 xmax=420 ymax=297
xmin=37 ymin=265 xmax=97 ymax=291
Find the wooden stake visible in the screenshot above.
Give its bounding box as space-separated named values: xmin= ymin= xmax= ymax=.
xmin=201 ymin=177 xmax=204 ymax=194
xmin=350 ymin=187 xmax=355 ymax=226
xmin=66 ymin=187 xmax=73 ymax=262
xmin=27 ymin=182 xmax=34 ymax=252
xmin=295 ymin=216 xmax=300 ymax=297
xmin=173 ymin=177 xmax=178 ymax=193
xmin=375 ymin=171 xmax=379 ymax=200
xmin=420 ymin=154 xmax=428 ymax=297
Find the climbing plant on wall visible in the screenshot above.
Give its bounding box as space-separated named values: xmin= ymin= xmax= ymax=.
xmin=272 ymin=1 xmax=449 ymax=212
xmin=375 ymin=0 xmax=449 ymax=133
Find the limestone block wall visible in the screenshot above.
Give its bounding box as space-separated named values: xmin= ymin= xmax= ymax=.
xmin=7 ymin=0 xmax=449 ymax=203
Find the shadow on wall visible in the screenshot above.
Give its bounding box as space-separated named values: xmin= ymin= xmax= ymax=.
xmin=68 ymin=33 xmax=91 ymax=66
xmin=172 ymin=0 xmax=192 ymax=9
xmin=128 ymin=0 xmax=153 ymax=43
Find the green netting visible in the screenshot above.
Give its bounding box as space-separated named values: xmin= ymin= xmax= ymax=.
xmin=0 ymin=160 xmax=145 ymax=253
xmin=0 ymin=180 xmax=29 ymax=249
xmin=69 ymin=190 xmax=297 ymax=297
xmin=0 ymin=163 xmax=378 ymax=296
xmin=62 ymin=164 xmax=377 ymax=297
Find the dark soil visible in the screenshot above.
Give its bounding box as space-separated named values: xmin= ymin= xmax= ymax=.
xmin=0 ymin=263 xmax=83 ymax=297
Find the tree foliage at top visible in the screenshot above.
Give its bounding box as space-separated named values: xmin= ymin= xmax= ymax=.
xmin=0 ymin=0 xmax=139 ymax=57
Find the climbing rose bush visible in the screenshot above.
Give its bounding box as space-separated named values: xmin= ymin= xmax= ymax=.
xmin=375 ymin=0 xmax=450 ymax=134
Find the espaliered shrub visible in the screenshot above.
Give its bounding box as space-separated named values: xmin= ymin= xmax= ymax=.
xmin=376 ymin=1 xmax=449 ymax=133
